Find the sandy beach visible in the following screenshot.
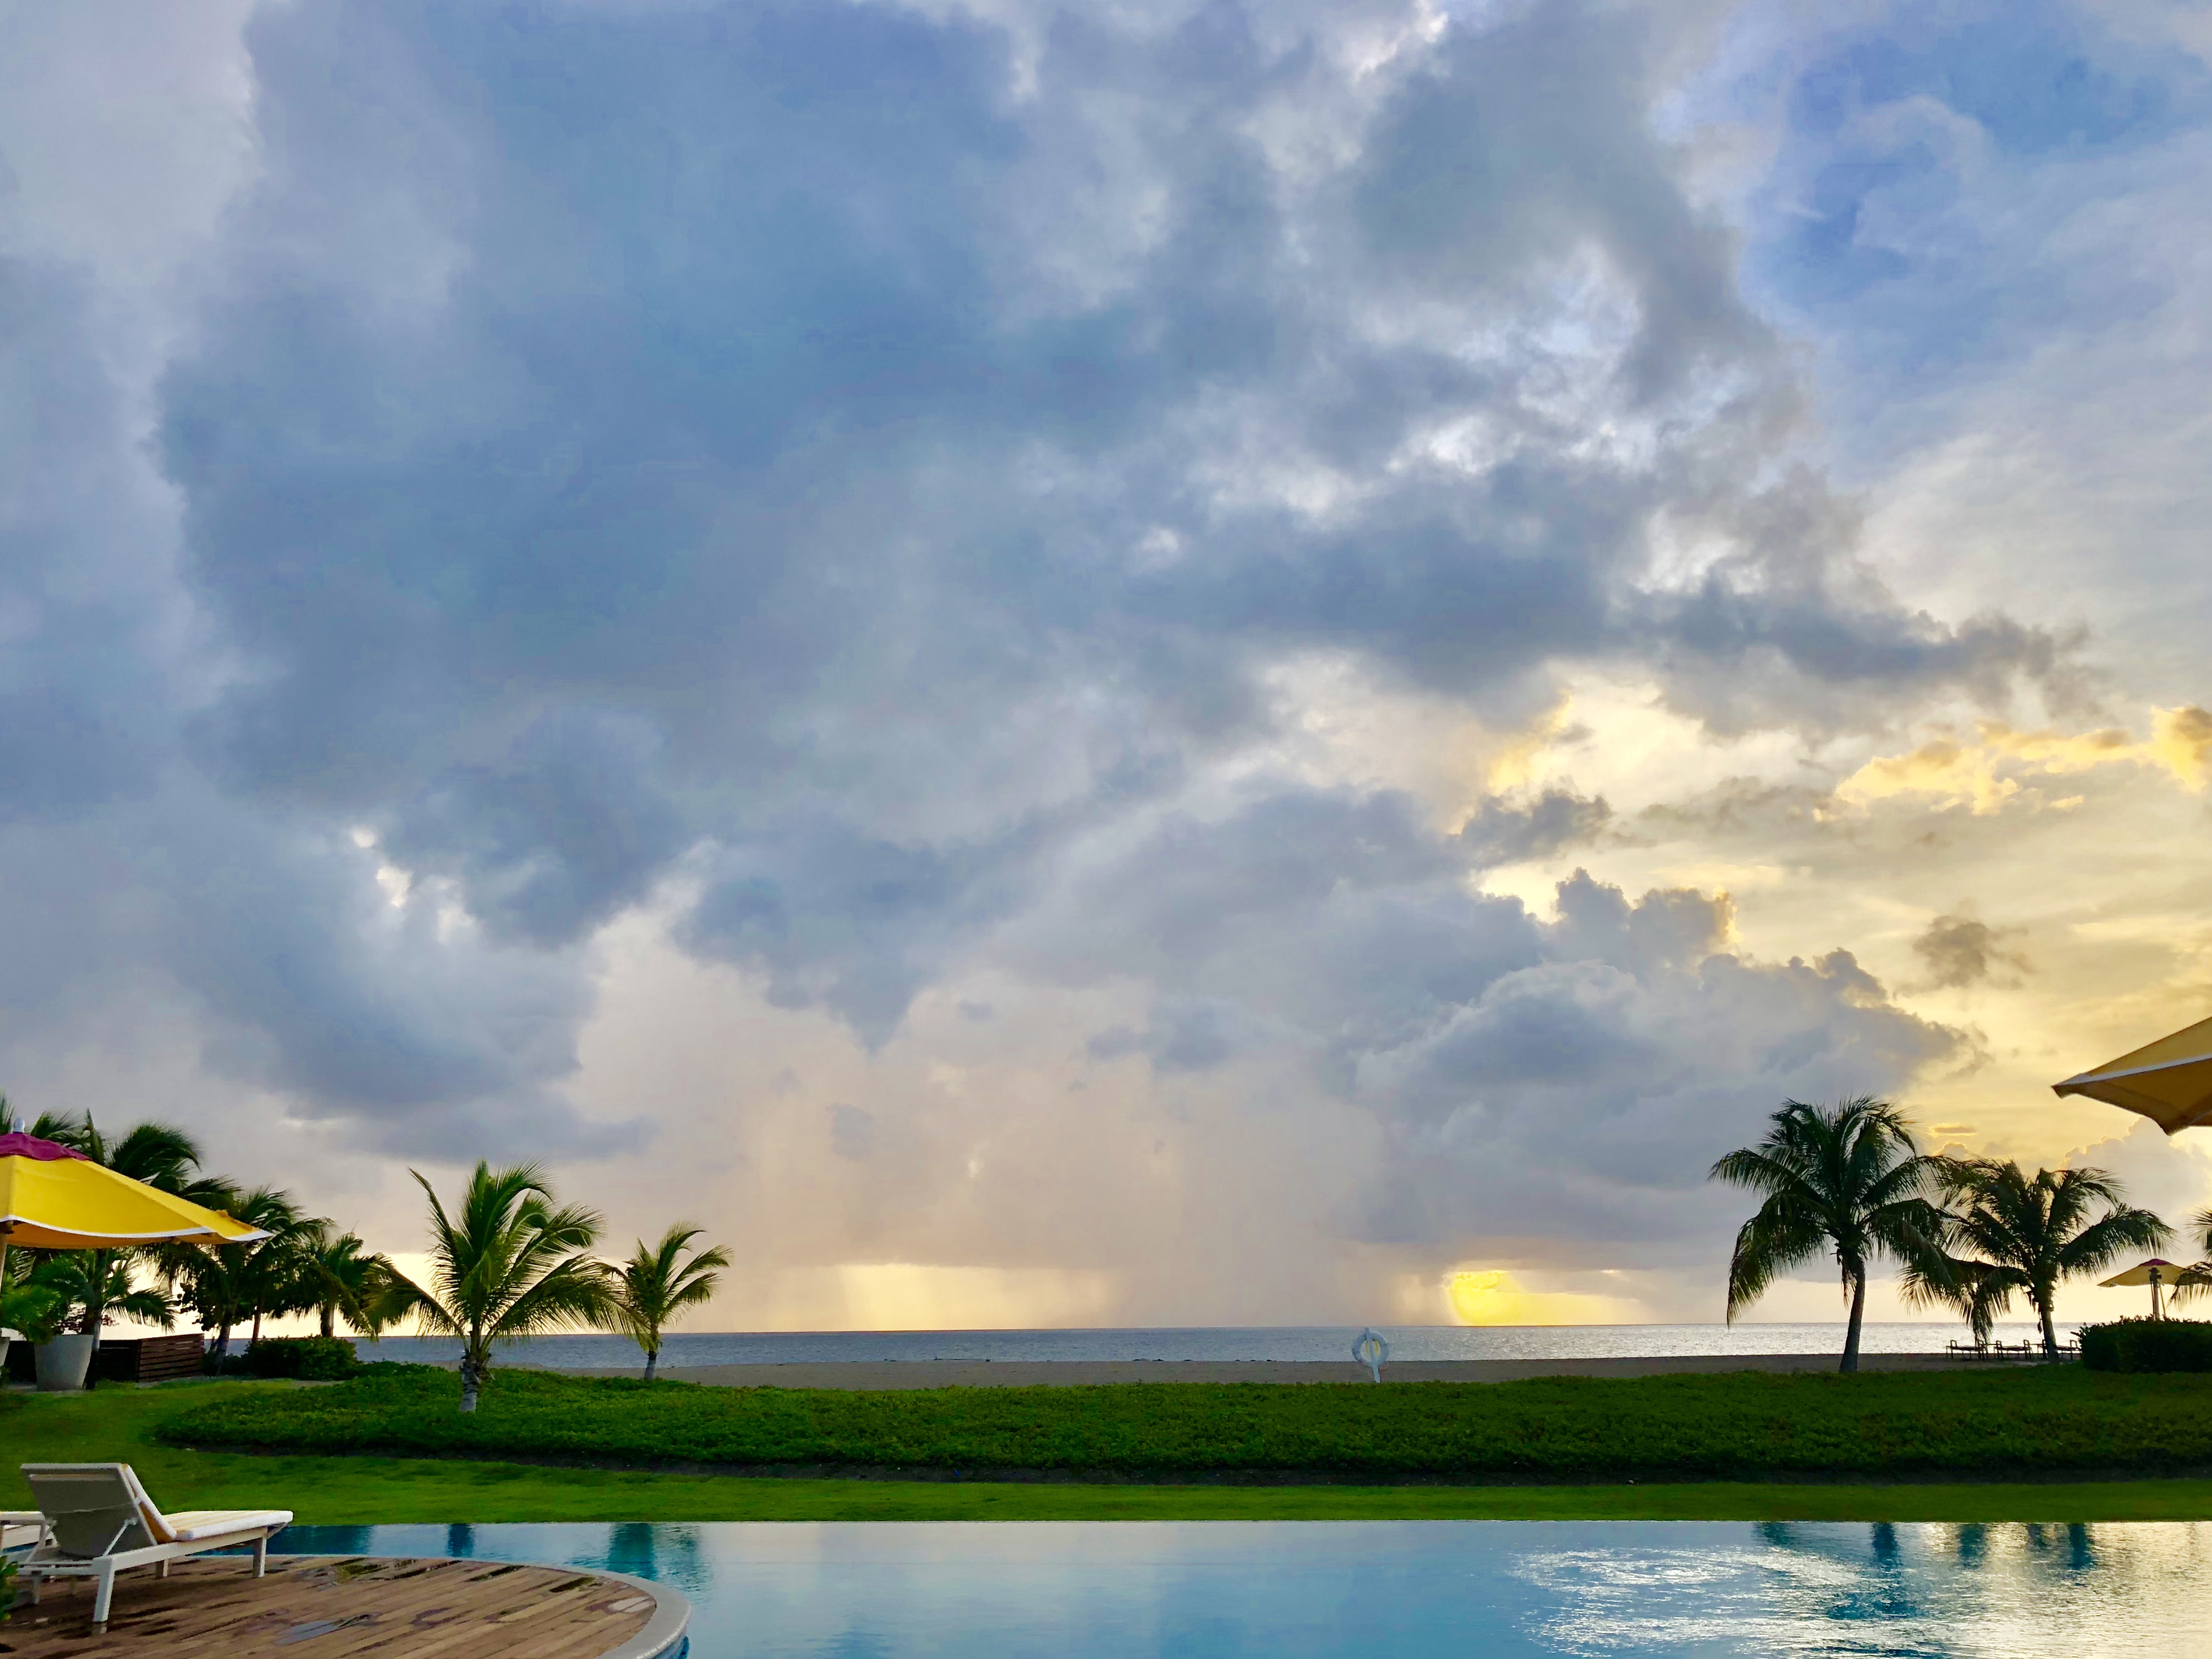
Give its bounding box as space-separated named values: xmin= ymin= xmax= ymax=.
xmin=562 ymin=1353 xmax=2001 ymax=1390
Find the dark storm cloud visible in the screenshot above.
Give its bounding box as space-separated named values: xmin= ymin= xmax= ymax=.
xmin=0 ymin=258 xmax=173 ymax=822
xmin=1020 ymin=782 xmax=1961 ymax=1251
xmin=1458 ymin=788 xmax=1613 ymax=865
xmin=1356 ymin=881 xmax=1962 ymax=1251
xmin=1087 ymin=998 xmax=1241 ymax=1073
xmin=0 ymin=0 xmax=2052 ymax=1166
xmin=683 ymin=818 xmax=1046 ymax=1046
xmin=1349 ymin=2 xmax=1763 ymax=398
xmin=1912 ymin=911 xmax=2033 ymax=990
xmin=383 ymin=709 xmax=687 ymax=949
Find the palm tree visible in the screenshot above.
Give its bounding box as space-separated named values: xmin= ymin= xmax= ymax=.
xmin=611 ymin=1225 xmax=729 ymax=1381
xmin=36 ymin=1252 xmax=176 ymax=1333
xmin=154 ymin=1188 xmax=314 ymax=1365
xmin=2168 ymin=1208 xmax=2212 ymax=1309
xmin=1710 ymin=1096 xmax=1956 ymax=1373
xmin=388 ymin=1162 xmax=615 ymax=1412
xmin=1 ymin=1249 xmax=67 ymax=1343
xmin=36 ymin=1114 xmax=229 ymax=1338
xmin=1936 ymin=1160 xmax=2167 ymax=1356
xmin=299 ymin=1224 xmax=409 ymax=1339
xmin=0 ymin=1094 xmax=77 ymax=1141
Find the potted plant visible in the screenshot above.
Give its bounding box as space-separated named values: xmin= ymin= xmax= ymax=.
xmin=2 ymin=1268 xmax=64 ymax=1386
xmin=21 ymin=1252 xmax=169 ymax=1392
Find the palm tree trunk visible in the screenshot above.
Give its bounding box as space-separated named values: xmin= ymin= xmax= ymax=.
xmin=77 ymin=1248 xmax=111 ymax=1335
xmin=251 ymin=1306 xmax=264 ymax=1346
xmin=2039 ymin=1297 xmax=2058 ymax=1359
xmin=460 ymin=1353 xmax=483 ymax=1413
xmin=320 ymin=1304 xmax=335 ymax=1340
xmin=213 ymin=1316 xmax=234 ymax=1365
xmin=644 ymin=1346 xmax=658 ymax=1383
xmin=1841 ymin=1269 xmax=1868 ymax=1374
xmin=80 ymin=1248 xmax=113 ymax=1390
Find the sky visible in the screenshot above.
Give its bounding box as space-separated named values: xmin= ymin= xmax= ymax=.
xmin=5 ymin=0 xmax=2212 ymax=1334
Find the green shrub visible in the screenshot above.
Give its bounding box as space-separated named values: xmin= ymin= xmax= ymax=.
xmin=242 ymin=1336 xmax=361 ymax=1381
xmin=2079 ymin=1319 xmax=2212 ymax=1373
xmin=1 ymin=1554 xmax=18 ymax=1623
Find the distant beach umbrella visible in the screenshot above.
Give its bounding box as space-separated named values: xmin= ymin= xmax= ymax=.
xmin=2054 ymin=1014 xmax=2212 ymax=1134
xmin=0 ymin=1132 xmax=268 ymax=1287
xmin=1352 ymin=1328 xmax=1389 ymax=1382
xmin=2099 ymin=1258 xmax=2194 ymax=1320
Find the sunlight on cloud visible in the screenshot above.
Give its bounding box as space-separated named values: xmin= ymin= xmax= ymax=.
xmin=830 ymin=1263 xmax=1124 ymax=1332
xmin=1442 ymin=1269 xmax=1640 ymax=1327
xmin=1833 ymin=709 xmax=2212 ymax=816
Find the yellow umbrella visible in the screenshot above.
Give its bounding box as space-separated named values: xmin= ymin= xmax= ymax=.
xmin=2097 ymin=1257 xmax=2201 ymax=1320
xmin=0 ymin=1132 xmax=268 ymax=1289
xmin=2053 ymin=1012 xmax=2212 ymax=1135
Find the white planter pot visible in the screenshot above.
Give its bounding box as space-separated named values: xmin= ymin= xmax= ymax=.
xmin=35 ymin=1332 xmax=96 ymax=1392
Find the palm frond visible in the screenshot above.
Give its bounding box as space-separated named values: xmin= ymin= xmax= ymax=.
xmin=610 ymin=1225 xmax=729 ymax=1352
xmin=492 ymin=1257 xmax=618 ymax=1339
xmin=2053 ymin=1203 xmax=2171 ymax=1278
xmin=1725 ymin=1195 xmax=1825 ymax=1321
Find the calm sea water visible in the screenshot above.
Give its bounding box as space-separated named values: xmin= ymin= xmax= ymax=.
xmin=351 ymin=1321 xmax=2066 ymax=1370
xmin=271 ymin=1520 xmax=2211 ymax=1657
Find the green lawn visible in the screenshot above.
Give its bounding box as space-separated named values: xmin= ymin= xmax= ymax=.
xmin=157 ymin=1363 xmax=2212 ymax=1482
xmin=6 ymin=1374 xmax=2211 ymax=1523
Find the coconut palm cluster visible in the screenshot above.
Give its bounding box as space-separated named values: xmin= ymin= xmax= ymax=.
xmin=1 ymin=1095 xmax=723 ymax=1407
xmin=1712 ymin=1096 xmax=2204 ymax=1370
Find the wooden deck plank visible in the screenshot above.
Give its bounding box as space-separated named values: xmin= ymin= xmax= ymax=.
xmin=0 ymin=1556 xmax=658 ymax=1659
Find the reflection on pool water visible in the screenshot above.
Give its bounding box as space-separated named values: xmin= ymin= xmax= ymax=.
xmin=273 ymin=1519 xmax=2211 ymax=1657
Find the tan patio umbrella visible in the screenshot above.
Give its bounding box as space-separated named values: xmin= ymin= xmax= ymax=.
xmin=2053 ymin=1012 xmax=2212 ymax=1135
xmin=2098 ymin=1258 xmax=2197 ymax=1320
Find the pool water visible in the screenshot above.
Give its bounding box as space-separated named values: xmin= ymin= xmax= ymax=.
xmin=272 ymin=1520 xmax=2210 ymax=1656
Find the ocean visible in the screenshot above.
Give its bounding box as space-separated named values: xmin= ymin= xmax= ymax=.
xmin=349 ymin=1320 xmax=2065 ymax=1369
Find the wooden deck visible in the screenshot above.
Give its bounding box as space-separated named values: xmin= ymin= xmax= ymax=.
xmin=0 ymin=1555 xmax=671 ymax=1658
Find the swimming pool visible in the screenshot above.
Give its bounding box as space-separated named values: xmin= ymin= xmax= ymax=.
xmin=273 ymin=1520 xmax=2211 ymax=1656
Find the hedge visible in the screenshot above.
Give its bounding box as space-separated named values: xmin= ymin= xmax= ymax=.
xmin=2079 ymin=1319 xmax=2212 ymax=1374
xmin=159 ymin=1363 xmax=2212 ymax=1481
xmin=238 ymin=1335 xmax=362 ymax=1381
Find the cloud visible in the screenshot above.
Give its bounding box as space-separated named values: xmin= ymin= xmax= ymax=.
xmin=1911 ymin=911 xmax=2032 ymax=990
xmin=828 ymin=1103 xmax=876 ymax=1162
xmin=1016 ymin=782 xmax=1959 ymax=1261
xmin=1087 ymin=998 xmax=1241 ymax=1073
xmin=2061 ymin=1119 xmax=2212 ymax=1245
xmin=0 ymin=0 xmax=2145 ymax=1323
xmin=383 ymin=709 xmax=687 ymax=949
xmin=1832 ymin=710 xmax=2212 ymax=815
xmin=1349 ymin=874 xmax=1961 ymax=1253
xmin=1459 ymin=787 xmax=1614 ymax=864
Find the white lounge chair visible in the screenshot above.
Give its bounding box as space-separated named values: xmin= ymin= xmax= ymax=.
xmin=2 ymin=1509 xmax=45 ymax=1552
xmin=16 ymin=1463 xmax=292 ymax=1631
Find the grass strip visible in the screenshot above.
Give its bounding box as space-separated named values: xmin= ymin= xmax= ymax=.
xmin=5 ymin=1381 xmax=2211 ymax=1522
xmin=150 ymin=1363 xmax=2212 ymax=1482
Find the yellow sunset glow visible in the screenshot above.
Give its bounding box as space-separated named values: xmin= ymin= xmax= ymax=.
xmin=1448 ymin=1269 xmax=1519 ymax=1324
